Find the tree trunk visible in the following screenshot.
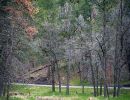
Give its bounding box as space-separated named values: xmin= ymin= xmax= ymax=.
xmin=0 ymin=81 xmax=4 ymax=96
xmin=102 ymin=0 xmax=109 ymax=97
xmin=6 ymin=82 xmax=10 ymax=100
xmin=66 ymin=62 xmax=70 ymax=95
xmin=89 ymin=52 xmax=96 ymax=97
xmin=117 ymin=0 xmax=123 ymax=96
xmin=100 ymin=78 xmax=103 ymax=96
xmin=117 ymin=68 xmax=121 ymax=96
xmin=96 ymin=64 xmax=99 ymax=96
xmin=66 ymin=46 xmax=71 ymax=95
xmin=77 ymin=62 xmax=84 ymax=94
xmin=55 ymin=60 xmax=61 ymax=93
xmin=51 ymin=62 xmax=55 ymax=92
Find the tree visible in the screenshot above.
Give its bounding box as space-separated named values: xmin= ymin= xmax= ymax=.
xmin=0 ymin=0 xmax=38 ymax=98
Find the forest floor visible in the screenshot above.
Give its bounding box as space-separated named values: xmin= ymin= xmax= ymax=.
xmin=0 ymin=84 xmax=130 ymax=100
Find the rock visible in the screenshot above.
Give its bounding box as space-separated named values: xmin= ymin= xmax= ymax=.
xmin=35 ymin=96 xmax=62 ymax=100
xmin=88 ymin=97 xmax=96 ymax=100
xmin=35 ymin=96 xmax=79 ymax=100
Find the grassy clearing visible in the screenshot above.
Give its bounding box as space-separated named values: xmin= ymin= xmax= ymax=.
xmin=70 ymin=76 xmax=90 ymax=86
xmin=0 ymin=85 xmax=130 ymax=100
xmin=9 ymin=85 xmax=93 ymax=100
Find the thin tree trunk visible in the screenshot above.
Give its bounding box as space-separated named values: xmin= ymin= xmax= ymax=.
xmin=6 ymin=81 xmax=10 ymax=100
xmin=78 ymin=62 xmax=82 ymax=85
xmin=96 ymin=64 xmax=99 ymax=96
xmin=89 ymin=3 xmax=96 ymax=97
xmin=0 ymin=81 xmax=4 ymax=96
xmin=113 ymin=75 xmax=117 ymax=97
xmin=117 ymin=0 xmax=123 ymax=96
xmin=78 ymin=62 xmax=85 ymax=94
xmin=82 ymin=85 xmax=85 ymax=94
xmin=50 ymin=50 xmax=61 ymax=93
xmin=51 ymin=62 xmax=55 ymax=92
xmin=55 ymin=60 xmax=61 ymax=93
xmin=66 ymin=61 xmax=70 ymax=95
xmin=66 ymin=47 xmax=71 ymax=95
xmin=89 ymin=52 xmax=96 ymax=97
xmin=3 ymin=83 xmax=7 ymax=96
xmin=113 ymin=0 xmax=123 ymax=97
xmin=100 ymin=78 xmax=103 ymax=96
xmin=117 ymin=68 xmax=121 ymax=96
xmin=102 ymin=0 xmax=109 ymax=97
xmin=113 ymin=29 xmax=118 ymax=97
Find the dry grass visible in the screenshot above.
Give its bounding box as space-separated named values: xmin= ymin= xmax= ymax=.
xmin=35 ymin=96 xmax=79 ymax=100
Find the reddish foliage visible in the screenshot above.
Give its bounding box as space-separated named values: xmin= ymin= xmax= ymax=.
xmin=21 ymin=20 xmax=28 ymax=28
xmin=4 ymin=6 xmax=14 ymax=13
xmin=25 ymin=26 xmax=38 ymax=39
xmin=3 ymin=0 xmax=38 ymax=39
xmin=15 ymin=10 xmax=23 ymax=17
xmin=14 ymin=0 xmax=36 ymax=16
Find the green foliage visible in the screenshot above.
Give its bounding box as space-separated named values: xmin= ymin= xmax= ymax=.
xmin=37 ymin=0 xmax=54 ymax=9
xmin=96 ymin=0 xmax=118 ymax=12
xmin=58 ymin=0 xmax=70 ymax=6
xmin=0 ymin=0 xmax=11 ymax=8
xmin=125 ymin=0 xmax=130 ymax=16
xmin=79 ymin=0 xmax=91 ymax=19
xmin=59 ymin=32 xmax=71 ymax=38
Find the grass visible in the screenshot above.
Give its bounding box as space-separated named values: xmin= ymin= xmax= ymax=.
xmin=9 ymin=85 xmax=93 ymax=100
xmin=70 ymin=79 xmax=90 ymax=86
xmin=69 ymin=74 xmax=90 ymax=86
xmin=0 ymin=84 xmax=130 ymax=100
xmin=121 ymin=80 xmax=130 ymax=85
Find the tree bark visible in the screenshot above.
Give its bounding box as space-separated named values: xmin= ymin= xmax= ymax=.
xmin=100 ymin=78 xmax=103 ymax=96
xmin=66 ymin=45 xmax=71 ymax=95
xmin=51 ymin=61 xmax=55 ymax=92
xmin=89 ymin=52 xmax=96 ymax=97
